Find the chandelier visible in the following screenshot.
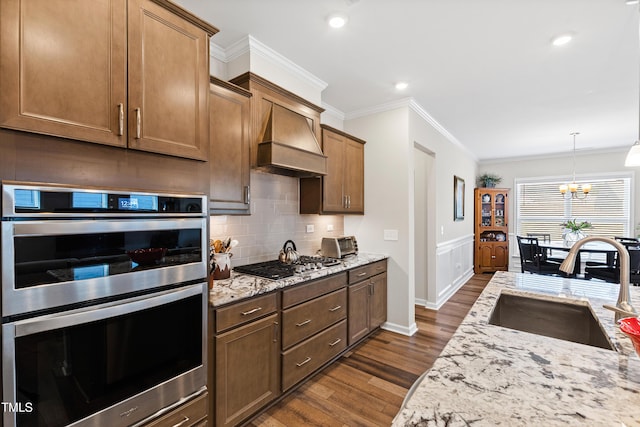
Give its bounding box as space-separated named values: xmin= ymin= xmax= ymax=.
xmin=559 ymin=132 xmax=591 ymax=199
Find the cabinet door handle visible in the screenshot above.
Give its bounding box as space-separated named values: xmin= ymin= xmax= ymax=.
xmin=244 ymin=185 xmax=251 ymax=204
xmin=328 ymin=305 xmax=342 ymax=312
xmin=329 ymin=338 xmax=342 ymax=347
xmin=135 ymin=108 xmax=141 ymax=139
xmin=241 ymin=307 xmax=262 ymax=316
xmin=296 ymin=356 xmax=311 ymax=367
xmin=171 ymin=416 xmax=190 ymax=427
xmin=348 ymin=195 xmax=351 ymax=208
xmin=273 ymin=321 xmax=279 ymax=343
xmin=296 ymin=319 xmax=311 ymax=327
xmin=369 ymin=283 xmax=374 ymax=295
xmin=117 ymin=103 xmax=124 ymax=136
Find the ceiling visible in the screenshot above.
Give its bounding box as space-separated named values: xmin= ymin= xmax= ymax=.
xmin=175 ymin=0 xmax=640 ymax=161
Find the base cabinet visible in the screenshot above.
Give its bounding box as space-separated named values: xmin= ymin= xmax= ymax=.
xmin=214 ymin=311 xmax=280 ymax=427
xmin=211 ymin=260 xmax=387 ymax=426
xmin=347 ymin=260 xmax=387 ymax=345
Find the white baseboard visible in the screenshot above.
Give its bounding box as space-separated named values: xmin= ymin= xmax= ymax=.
xmin=381 ymin=321 xmax=418 ymax=337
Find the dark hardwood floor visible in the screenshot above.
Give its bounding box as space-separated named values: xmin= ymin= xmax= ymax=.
xmin=247 ymin=273 xmax=492 ymax=427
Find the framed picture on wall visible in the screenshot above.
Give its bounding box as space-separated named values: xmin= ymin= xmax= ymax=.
xmin=454 ymin=175 xmax=465 ymax=221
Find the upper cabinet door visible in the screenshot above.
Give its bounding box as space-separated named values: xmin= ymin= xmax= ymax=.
xmin=343 ymin=137 xmax=364 ymax=213
xmin=127 ymin=0 xmax=209 ymax=160
xmin=322 ymin=129 xmax=346 ymax=212
xmin=0 ymin=0 xmax=127 ymax=147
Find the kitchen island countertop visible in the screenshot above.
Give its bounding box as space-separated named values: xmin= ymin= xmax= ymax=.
xmin=393 ymin=271 xmax=640 ymax=426
xmin=209 ymin=252 xmax=387 ymax=307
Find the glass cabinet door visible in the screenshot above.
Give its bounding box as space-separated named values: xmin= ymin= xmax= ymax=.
xmin=494 ymin=192 xmax=506 ymax=226
xmin=481 ymin=193 xmax=492 ymax=226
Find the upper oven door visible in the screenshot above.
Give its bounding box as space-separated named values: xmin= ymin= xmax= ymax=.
xmin=2 ymin=217 xmax=207 ymax=317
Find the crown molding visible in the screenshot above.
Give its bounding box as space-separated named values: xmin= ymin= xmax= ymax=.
xmin=210 ymin=36 xmax=327 ymax=93
xmin=479 ymin=145 xmax=630 ymax=164
xmin=321 ymin=102 xmax=345 ymax=121
xmin=345 ymin=97 xmax=476 ymax=161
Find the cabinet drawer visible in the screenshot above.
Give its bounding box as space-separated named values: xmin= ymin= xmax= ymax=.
xmin=143 ymin=392 xmax=207 ymax=427
xmin=348 ymin=260 xmax=387 ymax=284
xmin=282 ymin=320 xmax=347 ymax=391
xmin=215 ymin=293 xmax=278 ymax=333
xmin=282 ymin=288 xmax=346 ymax=349
xmin=282 ymin=272 xmax=347 ymax=309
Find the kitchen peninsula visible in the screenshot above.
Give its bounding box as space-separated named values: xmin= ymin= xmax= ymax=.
xmin=393 ymin=271 xmax=640 ymax=426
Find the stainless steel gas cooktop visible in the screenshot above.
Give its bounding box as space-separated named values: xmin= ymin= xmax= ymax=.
xmin=233 ymin=255 xmax=341 ymax=280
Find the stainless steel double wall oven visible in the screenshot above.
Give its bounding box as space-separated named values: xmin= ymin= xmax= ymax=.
xmin=1 ymin=181 xmax=208 ymax=427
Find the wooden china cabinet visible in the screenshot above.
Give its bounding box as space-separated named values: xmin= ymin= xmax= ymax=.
xmin=474 ymin=188 xmax=509 ymax=273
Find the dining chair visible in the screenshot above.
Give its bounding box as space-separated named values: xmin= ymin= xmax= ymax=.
xmin=585 ymin=247 xmax=640 ymax=286
xmin=517 ymin=236 xmax=564 ymax=276
xmin=527 ymin=232 xmax=565 ymax=263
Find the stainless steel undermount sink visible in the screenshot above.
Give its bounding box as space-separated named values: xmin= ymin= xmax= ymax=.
xmin=488 ymin=293 xmax=614 ymax=351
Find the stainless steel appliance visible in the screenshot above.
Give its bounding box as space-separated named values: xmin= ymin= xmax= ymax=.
xmin=1 ymin=181 xmax=208 ymax=427
xmin=234 ymin=255 xmax=341 ymax=279
xmin=320 ymin=236 xmax=358 ymax=259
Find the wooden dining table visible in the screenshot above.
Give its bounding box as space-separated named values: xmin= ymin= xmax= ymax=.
xmin=538 ymin=240 xmax=619 ymax=276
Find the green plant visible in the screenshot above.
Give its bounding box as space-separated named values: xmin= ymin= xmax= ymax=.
xmin=477 ymin=173 xmax=502 ymax=187
xmin=561 ymin=219 xmax=593 ymax=232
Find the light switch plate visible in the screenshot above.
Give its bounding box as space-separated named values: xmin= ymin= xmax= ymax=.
xmin=327 ymin=224 xmax=334 ymax=231
xmin=306 ymin=224 xmax=315 ymax=233
xmin=383 ymin=229 xmax=399 ymax=241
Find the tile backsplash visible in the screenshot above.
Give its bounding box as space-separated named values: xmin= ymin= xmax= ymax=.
xmin=210 ymin=171 xmax=344 ymax=267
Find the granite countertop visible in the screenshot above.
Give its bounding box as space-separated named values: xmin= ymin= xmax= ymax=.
xmin=393 ymin=271 xmax=640 ymax=426
xmin=209 ymin=253 xmax=387 ymax=307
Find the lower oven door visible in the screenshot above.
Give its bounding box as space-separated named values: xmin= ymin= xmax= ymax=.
xmin=2 ymin=283 xmax=207 ymax=427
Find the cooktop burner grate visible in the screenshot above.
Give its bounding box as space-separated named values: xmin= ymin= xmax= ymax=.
xmin=233 ymin=256 xmax=341 ymax=280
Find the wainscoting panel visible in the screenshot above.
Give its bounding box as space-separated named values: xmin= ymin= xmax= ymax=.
xmin=424 ymin=234 xmax=475 ymax=309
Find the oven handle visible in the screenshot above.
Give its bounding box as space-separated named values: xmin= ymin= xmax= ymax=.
xmin=12 ymin=283 xmax=205 ymax=337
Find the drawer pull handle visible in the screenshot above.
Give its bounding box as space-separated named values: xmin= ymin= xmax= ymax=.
xmin=357 ymin=272 xmax=367 ymax=277
xmin=296 ymin=356 xmax=311 ymax=367
xmin=329 ymin=305 xmax=342 ymax=312
xmin=296 ymin=319 xmax=311 ymax=327
xmin=241 ymin=307 xmax=262 ymax=316
xmin=171 ymin=416 xmax=190 ymax=427
xmin=329 ymin=338 xmax=342 ymax=347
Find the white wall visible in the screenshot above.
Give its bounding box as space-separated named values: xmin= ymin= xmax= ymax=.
xmin=408 ymin=109 xmax=477 ymax=308
xmin=343 ymin=108 xmax=416 ymax=335
xmin=342 ymin=103 xmax=478 ymax=334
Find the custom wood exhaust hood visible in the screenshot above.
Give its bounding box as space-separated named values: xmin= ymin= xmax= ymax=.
xmin=257 ymin=103 xmax=327 ymax=177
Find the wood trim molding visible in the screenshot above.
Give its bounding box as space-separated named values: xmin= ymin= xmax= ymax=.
xmin=150 ymin=0 xmax=219 ymax=35
xmin=210 ymin=76 xmax=252 ymax=98
xmin=320 ymin=124 xmax=366 ymax=145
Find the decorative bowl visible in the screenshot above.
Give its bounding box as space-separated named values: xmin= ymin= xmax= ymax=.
xmin=618 ymin=317 xmax=640 ymax=356
xmin=127 ymin=248 xmax=167 ymax=265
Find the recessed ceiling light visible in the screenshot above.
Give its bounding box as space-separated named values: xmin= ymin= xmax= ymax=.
xmin=626 ymin=0 xmax=639 ymax=5
xmin=395 ymin=82 xmax=408 ymax=90
xmin=551 ymin=33 xmax=573 ymax=46
xmin=327 ymin=13 xmax=348 ymax=28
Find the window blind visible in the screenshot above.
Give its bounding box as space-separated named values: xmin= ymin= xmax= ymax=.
xmin=515 ymin=175 xmax=632 ymax=241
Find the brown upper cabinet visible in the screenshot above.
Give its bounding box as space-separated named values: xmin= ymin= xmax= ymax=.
xmin=209 ymin=77 xmax=252 ymax=214
xmin=300 ymin=125 xmax=366 ymax=214
xmin=0 ymin=0 xmax=217 ymax=161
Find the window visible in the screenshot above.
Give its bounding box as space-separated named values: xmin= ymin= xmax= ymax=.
xmin=515 ymin=173 xmax=633 ymax=241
